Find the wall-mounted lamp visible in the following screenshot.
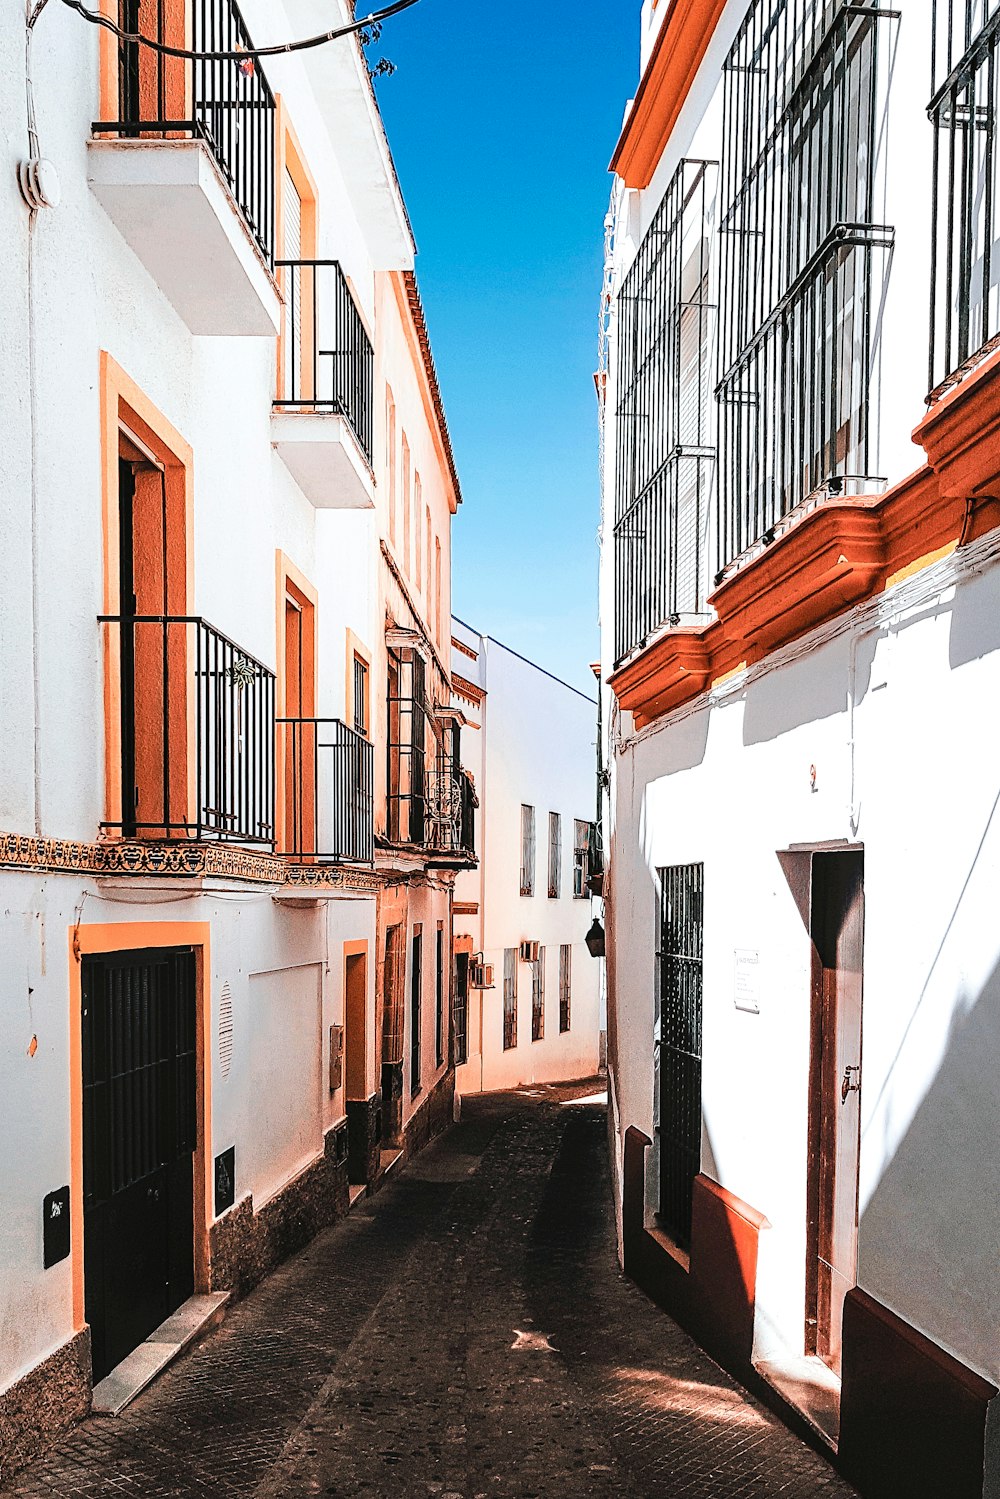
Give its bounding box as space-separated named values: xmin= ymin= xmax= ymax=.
xmin=585 ymin=917 xmax=606 ymax=959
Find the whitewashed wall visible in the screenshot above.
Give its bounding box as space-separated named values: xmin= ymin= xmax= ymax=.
xmin=453 ymin=624 xmax=603 ymax=1093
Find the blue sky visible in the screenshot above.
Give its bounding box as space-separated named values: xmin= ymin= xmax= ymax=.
xmin=375 ymin=3 xmax=639 ymax=694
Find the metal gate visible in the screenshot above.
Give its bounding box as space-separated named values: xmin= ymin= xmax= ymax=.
xmin=82 ymin=948 xmax=197 ymax=1381
xmin=656 ymin=863 xmax=704 ymax=1247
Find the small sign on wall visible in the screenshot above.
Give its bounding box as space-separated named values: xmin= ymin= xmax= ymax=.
xmin=43 ymin=1186 xmax=70 ymax=1269
xmin=734 ymin=950 xmax=760 ymax=1013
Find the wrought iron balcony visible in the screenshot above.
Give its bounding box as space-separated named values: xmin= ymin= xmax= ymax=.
xmin=100 ymin=614 xmax=276 ymax=845
xmin=273 ymin=260 xmax=375 ymax=495
xmin=424 ymin=765 xmax=477 ymax=864
xmin=88 ymin=0 xmax=279 ymax=335
xmin=94 ymin=0 xmax=275 ymax=266
xmin=278 ymin=718 xmax=374 ymax=863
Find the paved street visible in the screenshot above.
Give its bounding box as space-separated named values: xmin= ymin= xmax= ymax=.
xmin=5 ymin=1084 xmax=855 ymax=1498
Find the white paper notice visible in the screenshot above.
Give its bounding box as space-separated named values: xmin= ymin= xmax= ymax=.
xmin=734 ymin=949 xmax=760 ymax=1013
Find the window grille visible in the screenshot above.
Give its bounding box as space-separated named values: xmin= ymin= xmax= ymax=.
xmin=435 ymin=926 xmax=445 ymax=1067
xmin=520 ymin=805 xmax=536 ymax=896
xmin=614 ymin=158 xmax=717 ymax=664
xmin=573 ymin=820 xmax=594 ymax=898
xmin=547 ymin=812 xmax=561 ymax=898
xmin=657 ymin=862 xmax=704 ymax=1249
xmin=454 ymin=953 xmax=469 ymax=1066
xmin=928 ymin=0 xmax=1000 ymax=398
xmin=531 ymin=949 xmax=545 ymax=1041
xmin=353 ymin=655 xmax=369 ymax=738
xmin=410 ymin=929 xmax=422 ymax=1095
xmin=716 ymin=0 xmax=895 ymax=569
xmin=503 ymin=948 xmax=517 ymax=1050
xmin=559 ymin=944 xmax=571 ymax=1033
xmin=387 ymin=649 xmax=427 ymax=845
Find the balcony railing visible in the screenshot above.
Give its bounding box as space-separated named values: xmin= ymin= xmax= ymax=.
xmin=274 ymin=260 xmax=374 ymax=464
xmin=94 ymin=0 xmax=275 ymax=266
xmin=278 ymin=718 xmax=374 ymax=863
xmin=100 ymin=614 xmax=275 ymax=844
xmin=424 ymin=765 xmax=477 ymax=856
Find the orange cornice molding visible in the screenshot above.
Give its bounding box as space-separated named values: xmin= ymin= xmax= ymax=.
xmin=610 ymin=0 xmax=730 ymax=188
xmin=610 ymin=367 xmax=1000 ymax=729
xmin=390 ymin=270 xmax=463 ymax=512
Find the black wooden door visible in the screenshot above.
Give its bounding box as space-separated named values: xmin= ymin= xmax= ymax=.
xmin=82 ymin=948 xmax=197 ymax=1382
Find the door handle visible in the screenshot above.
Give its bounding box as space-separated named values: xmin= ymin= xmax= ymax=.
xmin=841 ymin=1065 xmax=861 ymax=1103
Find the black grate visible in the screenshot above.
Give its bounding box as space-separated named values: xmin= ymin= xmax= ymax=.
xmin=435 ymin=927 xmax=445 ymax=1067
xmin=716 ymin=0 xmax=895 ymax=568
xmin=502 ymin=948 xmax=517 ymax=1051
xmin=410 ymin=931 xmax=422 ymax=1095
xmin=531 ymin=950 xmax=545 ymax=1042
xmin=614 ymin=158 xmax=717 ymax=663
xmin=520 ymin=805 xmax=535 ymax=896
xmin=387 ymin=650 xmax=427 ymax=846
xmin=928 ymin=0 xmax=1000 ymax=399
xmin=274 ymin=260 xmax=374 ymax=464
xmin=558 ymin=944 xmax=572 ymax=1033
xmin=657 ymin=863 xmax=704 ymax=1248
xmin=98 ymin=0 xmax=276 ymax=265
xmin=454 ymin=953 xmax=469 ymax=1066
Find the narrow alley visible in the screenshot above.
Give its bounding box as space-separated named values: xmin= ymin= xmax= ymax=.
xmin=5 ymin=1086 xmax=854 ymax=1499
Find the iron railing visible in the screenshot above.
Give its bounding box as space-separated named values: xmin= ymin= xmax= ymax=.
xmin=387 ymin=650 xmax=427 ymax=846
xmin=100 ymin=614 xmax=275 ymax=844
xmin=531 ymin=950 xmax=545 ymax=1042
xmin=928 ymin=0 xmax=1000 ymax=398
xmin=558 ymin=944 xmax=571 ymax=1034
xmin=502 ymin=947 xmax=517 ymax=1051
xmin=716 ymin=0 xmax=895 ymax=569
xmin=614 ymin=159 xmax=717 ymax=663
xmin=425 ymin=763 xmax=477 ymax=855
xmin=656 ymin=861 xmax=704 ymax=1249
xmin=278 ymin=718 xmax=374 ymax=863
xmin=274 ymin=260 xmax=375 ymax=464
xmin=95 ymin=0 xmax=276 ymax=265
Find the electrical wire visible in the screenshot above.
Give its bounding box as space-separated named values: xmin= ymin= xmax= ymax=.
xmin=40 ymin=0 xmax=419 ymax=59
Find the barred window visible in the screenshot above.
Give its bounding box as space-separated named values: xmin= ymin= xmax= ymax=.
xmin=716 ymin=0 xmax=893 ymax=568
xmin=353 ymin=653 xmax=369 ymax=738
xmin=929 ymin=0 xmax=1000 ymax=397
xmin=572 ymin=820 xmax=594 ymax=898
xmin=435 ymin=924 xmax=444 ymax=1067
xmin=614 ymin=158 xmax=717 ymax=664
xmin=410 ymin=927 xmax=422 ymax=1096
xmin=503 ymin=947 xmax=517 ymax=1050
xmin=656 ymin=863 xmax=704 ymax=1248
xmin=520 ymin=804 xmax=535 ymax=896
xmin=454 ymin=952 xmax=469 ymax=1067
xmin=547 ymin=812 xmax=561 ymax=898
xmin=559 ymin=944 xmax=571 ymax=1033
xmin=531 ymin=949 xmax=545 ymax=1041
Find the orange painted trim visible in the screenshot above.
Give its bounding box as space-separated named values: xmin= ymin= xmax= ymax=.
xmin=343 ymin=939 xmax=369 ymax=958
xmin=452 ymin=672 xmax=485 ymax=706
xmin=275 ymin=97 xmax=320 ymax=400
xmin=275 ymin=551 xmax=319 ymax=853
xmin=611 ymin=364 xmax=1000 ymax=728
xmin=609 ymin=0 xmax=730 ymax=188
xmin=68 ymin=921 xmax=212 ymax=1332
xmin=388 ymin=270 xmax=462 ymax=514
xmin=452 ymin=636 xmax=478 ymax=662
xmin=100 ymin=351 xmax=194 ymax=826
xmin=345 ymin=628 xmax=373 ymax=739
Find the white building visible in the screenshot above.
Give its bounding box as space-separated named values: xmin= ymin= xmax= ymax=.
xmin=450 ymin=619 xmax=603 ymax=1093
xmin=0 ymin=0 xmax=469 ymax=1478
xmin=600 ymin=2 xmax=1000 ymax=1496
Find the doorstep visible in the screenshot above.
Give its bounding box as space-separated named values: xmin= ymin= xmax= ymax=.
xmin=754 ymin=1350 xmax=841 ymax=1449
xmin=92 ymin=1293 xmax=230 ymax=1416
xmin=348 ymin=1183 xmax=367 ymax=1209
xmin=377 ymin=1147 xmax=403 ymax=1183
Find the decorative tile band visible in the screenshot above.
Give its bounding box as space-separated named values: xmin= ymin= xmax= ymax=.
xmin=0 ymin=832 xmax=384 ymax=891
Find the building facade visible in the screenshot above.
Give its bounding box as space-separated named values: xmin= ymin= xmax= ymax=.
xmin=0 ymin=0 xmax=471 ymax=1477
xmin=600 ymin=1 xmax=1000 ymax=1496
xmin=450 ymin=620 xmax=603 ymax=1093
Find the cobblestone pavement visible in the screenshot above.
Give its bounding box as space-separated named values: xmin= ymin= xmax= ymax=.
xmin=6 ymin=1083 xmax=857 ymax=1498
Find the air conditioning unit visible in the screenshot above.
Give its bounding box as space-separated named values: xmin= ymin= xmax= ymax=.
xmin=470 ymin=960 xmax=494 ymax=990
xmin=519 ymin=940 xmax=540 ymax=963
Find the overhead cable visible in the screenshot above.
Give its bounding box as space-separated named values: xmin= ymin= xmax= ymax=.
xmin=39 ymin=0 xmax=419 ymax=59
